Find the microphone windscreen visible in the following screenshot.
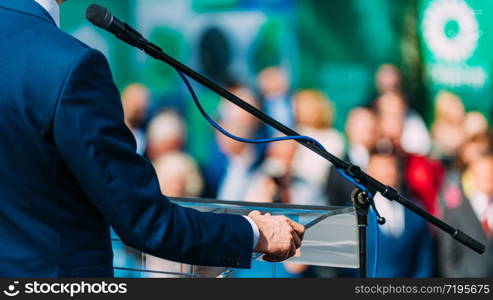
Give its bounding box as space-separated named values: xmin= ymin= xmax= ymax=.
xmin=86 ymin=4 xmax=112 ymax=29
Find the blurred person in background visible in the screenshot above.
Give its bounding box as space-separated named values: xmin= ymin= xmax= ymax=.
xmin=326 ymin=107 xmax=378 ymax=206
xmin=439 ymin=153 xmax=493 ymax=277
xmin=121 ymin=83 xmax=150 ymax=155
xmin=213 ymin=86 xmax=265 ymax=201
xmin=431 ymin=91 xmax=466 ymax=166
xmin=375 ymin=92 xmax=406 ymax=151
xmin=245 ymin=138 xmax=325 ymax=207
xmin=153 ymin=152 xmax=203 ymax=198
xmin=464 ymin=111 xmax=488 ymax=139
xmin=240 ymin=139 xmax=314 ymax=278
xmin=146 ymin=110 xmax=186 ymax=161
xmin=458 ymin=133 xmax=493 ymax=199
xmin=343 ymin=107 xmax=379 ymax=169
xmin=257 ymin=67 xmax=294 ymax=134
xmin=245 ymin=140 xmax=296 ymax=204
xmin=375 ymin=91 xmax=431 ymax=155
xmin=375 ymin=91 xmax=444 ymax=216
xmin=366 ymin=150 xmax=435 ymax=278
xmin=146 ymin=152 xmax=206 ymax=277
xmin=374 ymin=64 xmax=431 ymax=156
xmin=375 ymin=64 xmax=402 ymax=95
xmin=440 ymin=132 xmax=493 ymax=215
xmin=291 ymin=90 xmax=344 ymax=195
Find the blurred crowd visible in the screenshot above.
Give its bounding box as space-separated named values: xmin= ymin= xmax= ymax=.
xmin=116 ymin=63 xmax=493 ymax=278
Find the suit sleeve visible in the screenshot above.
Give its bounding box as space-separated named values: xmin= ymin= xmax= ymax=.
xmin=52 ymin=48 xmax=253 ymax=268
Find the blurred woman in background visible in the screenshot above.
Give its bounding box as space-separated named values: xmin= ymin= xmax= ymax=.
xmin=291 ymin=90 xmax=344 ymax=195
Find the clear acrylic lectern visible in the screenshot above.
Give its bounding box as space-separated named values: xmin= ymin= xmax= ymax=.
xmin=112 ymin=197 xmax=358 ymax=278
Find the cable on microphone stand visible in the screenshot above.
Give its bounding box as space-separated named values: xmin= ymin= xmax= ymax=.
xmin=176 ymin=70 xmax=382 ymax=278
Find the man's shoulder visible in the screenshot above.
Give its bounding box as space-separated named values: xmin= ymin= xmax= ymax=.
xmin=36 ymin=24 xmax=94 ymax=64
xmin=0 ymin=10 xmax=110 ymax=104
xmin=21 ymin=22 xmax=109 ymax=85
xmin=2 ymin=5 xmax=92 ymax=62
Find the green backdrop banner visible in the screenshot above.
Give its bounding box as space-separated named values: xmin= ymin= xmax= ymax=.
xmin=295 ymin=0 xmax=413 ymax=129
xmin=61 ymin=0 xmax=134 ymax=89
xmin=63 ymin=0 xmax=493 ymax=138
xmin=419 ymin=0 xmax=493 ymax=120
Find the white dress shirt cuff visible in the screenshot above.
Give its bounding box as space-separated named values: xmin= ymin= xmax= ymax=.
xmin=243 ymin=216 xmax=259 ymax=250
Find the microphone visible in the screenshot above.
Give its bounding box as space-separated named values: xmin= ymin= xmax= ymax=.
xmin=86 ymin=4 xmax=145 ymax=48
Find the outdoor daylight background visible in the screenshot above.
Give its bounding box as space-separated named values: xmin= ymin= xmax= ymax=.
xmin=60 ymin=0 xmax=493 ymax=278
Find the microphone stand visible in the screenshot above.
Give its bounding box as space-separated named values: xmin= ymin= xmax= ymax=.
xmin=92 ymin=18 xmax=486 ymax=278
xmin=352 ymin=189 xmax=372 ymax=278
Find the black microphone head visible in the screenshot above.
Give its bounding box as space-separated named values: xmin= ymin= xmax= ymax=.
xmin=86 ymin=4 xmax=113 ymax=29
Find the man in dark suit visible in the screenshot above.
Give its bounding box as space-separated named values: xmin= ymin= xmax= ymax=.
xmin=439 ymin=154 xmax=493 ymax=277
xmin=0 ymin=0 xmax=304 ymax=277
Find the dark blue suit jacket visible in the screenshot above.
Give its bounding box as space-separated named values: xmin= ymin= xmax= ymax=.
xmin=0 ymin=0 xmax=253 ymax=277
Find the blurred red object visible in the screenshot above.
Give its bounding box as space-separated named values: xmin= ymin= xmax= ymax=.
xmin=405 ymin=154 xmax=445 ymax=216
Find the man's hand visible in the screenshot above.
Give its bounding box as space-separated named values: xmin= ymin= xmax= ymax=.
xmin=248 ymin=210 xmax=305 ymax=262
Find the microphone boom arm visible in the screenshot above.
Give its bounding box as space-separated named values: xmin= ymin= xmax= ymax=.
xmin=86 ymin=5 xmax=486 ymax=255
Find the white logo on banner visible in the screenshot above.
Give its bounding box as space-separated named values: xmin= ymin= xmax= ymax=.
xmin=422 ymin=0 xmax=479 ymax=62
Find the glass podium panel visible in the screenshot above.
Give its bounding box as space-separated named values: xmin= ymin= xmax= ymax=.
xmin=112 ymin=197 xmax=358 ymax=278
